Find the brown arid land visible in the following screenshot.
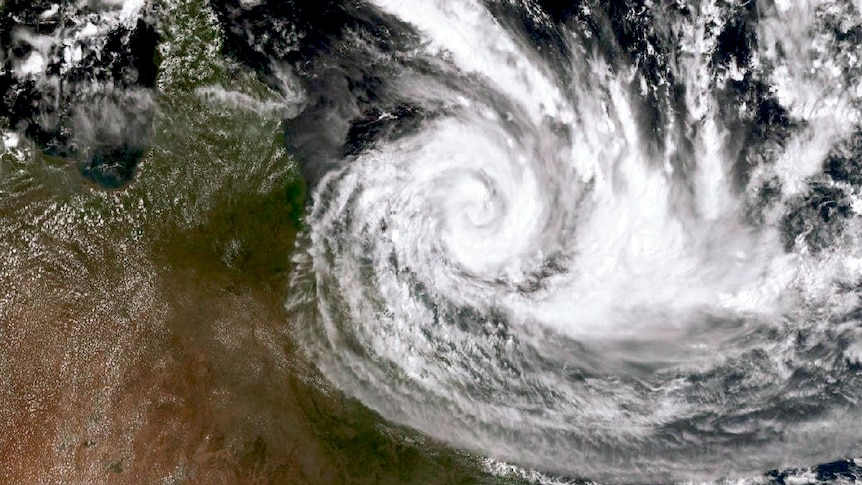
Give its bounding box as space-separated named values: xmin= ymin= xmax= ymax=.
xmin=0 ymin=2 xmax=494 ymax=478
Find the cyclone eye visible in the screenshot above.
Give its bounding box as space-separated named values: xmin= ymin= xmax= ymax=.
xmin=273 ymin=0 xmax=862 ymax=482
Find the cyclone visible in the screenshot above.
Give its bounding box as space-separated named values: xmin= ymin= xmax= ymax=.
xmin=281 ymin=0 xmax=862 ymax=482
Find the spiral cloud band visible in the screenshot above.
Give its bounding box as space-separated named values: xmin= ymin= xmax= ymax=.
xmin=284 ymin=0 xmax=862 ymax=481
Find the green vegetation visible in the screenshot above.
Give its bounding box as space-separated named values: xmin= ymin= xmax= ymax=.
xmin=0 ymin=0 xmax=530 ymax=482
xmin=141 ymin=0 xmax=520 ymax=483
xmin=134 ymin=0 xmax=305 ymax=286
xmin=296 ymin=387 xmax=488 ymax=485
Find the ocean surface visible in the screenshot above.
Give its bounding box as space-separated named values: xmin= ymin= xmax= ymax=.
xmin=2 ymin=0 xmax=862 ymax=483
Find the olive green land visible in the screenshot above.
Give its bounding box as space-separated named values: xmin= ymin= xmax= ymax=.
xmin=0 ymin=0 xmax=529 ymax=483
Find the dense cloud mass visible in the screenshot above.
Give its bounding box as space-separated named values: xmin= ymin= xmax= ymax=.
xmin=4 ymin=0 xmax=862 ymax=483
xmin=247 ymin=0 xmax=862 ymax=481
